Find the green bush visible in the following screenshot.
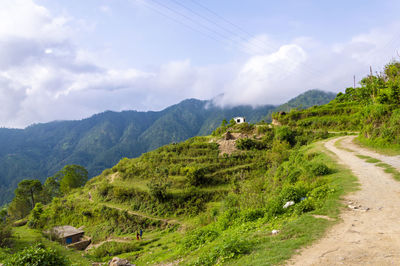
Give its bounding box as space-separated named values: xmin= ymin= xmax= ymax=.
xmin=240 ymin=208 xmax=265 ymax=222
xmin=275 ymin=126 xmax=296 ymax=146
xmin=307 ymin=184 xmax=334 ymax=207
xmin=4 ymin=243 xmax=68 ymax=266
xmin=310 ymin=162 xmax=331 ymax=176
xmin=182 ymin=227 xmax=219 ymax=250
xmin=0 ymin=224 xmax=13 ymax=248
xmin=185 ymin=167 xmax=206 ymax=186
xmin=279 ymin=185 xmax=303 ymax=203
xmin=28 ymin=202 xmax=44 ymax=228
xmin=194 ymin=236 xmax=251 ymax=265
xmin=294 ymin=198 xmax=315 ymax=214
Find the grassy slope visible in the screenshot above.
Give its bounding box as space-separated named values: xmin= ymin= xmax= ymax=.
xmin=1 ymin=130 xmax=358 ymax=265
xmin=355 ymin=137 xmax=400 ymax=156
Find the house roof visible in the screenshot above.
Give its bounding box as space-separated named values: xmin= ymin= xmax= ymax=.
xmin=52 ymin=225 xmax=84 ymax=238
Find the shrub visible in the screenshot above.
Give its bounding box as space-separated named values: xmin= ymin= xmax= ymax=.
xmin=265 ymin=198 xmax=284 ymax=217
xmin=279 ymin=185 xmax=302 ymax=203
xmin=0 ymin=225 xmax=13 ymax=248
xmin=147 ymin=178 xmax=169 ymax=202
xmin=185 ymin=167 xmax=206 ymax=186
xmin=240 ymin=208 xmax=265 ymax=222
xmin=294 ymin=198 xmax=315 ymax=214
xmin=97 ymin=182 xmax=113 ymax=198
xmin=182 ymin=227 xmax=220 ymax=250
xmin=275 ymin=126 xmax=296 ymax=146
xmin=310 ymin=162 xmax=330 ymax=176
xmin=223 ymin=194 xmax=239 ymax=210
xmin=4 ymin=243 xmax=68 ymax=266
xmin=28 ymin=202 xmax=44 ymax=229
xmin=194 ymin=236 xmax=251 ymax=265
xmin=306 ymin=184 xmax=334 ymax=208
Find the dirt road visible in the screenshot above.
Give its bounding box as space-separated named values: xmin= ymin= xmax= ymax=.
xmin=289 ymin=136 xmax=400 ymax=265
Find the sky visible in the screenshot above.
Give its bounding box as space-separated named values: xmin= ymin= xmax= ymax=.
xmin=1 ymin=0 xmax=400 ymax=128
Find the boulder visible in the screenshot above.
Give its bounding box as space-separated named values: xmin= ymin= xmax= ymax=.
xmin=108 ymin=257 xmax=135 ymax=266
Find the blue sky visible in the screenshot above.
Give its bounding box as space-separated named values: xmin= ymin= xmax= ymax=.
xmin=1 ymin=0 xmax=400 ymax=127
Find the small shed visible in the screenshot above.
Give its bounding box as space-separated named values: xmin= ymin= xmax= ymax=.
xmin=234 ymin=117 xmax=246 ymax=124
xmin=52 ymin=225 xmax=84 ymax=245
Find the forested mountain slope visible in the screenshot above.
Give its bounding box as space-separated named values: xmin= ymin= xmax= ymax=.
xmin=0 ymin=90 xmax=335 ymax=205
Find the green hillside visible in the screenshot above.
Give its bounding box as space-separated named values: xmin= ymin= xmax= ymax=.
xmin=274 ymin=89 xmax=337 ymax=112
xmin=0 ymin=90 xmax=335 ymax=205
xmin=1 ymin=120 xmax=355 ymax=265
xmin=273 ymin=60 xmax=400 ymax=152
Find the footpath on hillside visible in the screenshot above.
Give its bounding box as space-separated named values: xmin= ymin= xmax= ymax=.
xmin=289 ymin=136 xmax=400 ymax=265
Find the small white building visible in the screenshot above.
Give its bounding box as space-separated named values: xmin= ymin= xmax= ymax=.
xmin=234 ymin=117 xmax=246 ymax=124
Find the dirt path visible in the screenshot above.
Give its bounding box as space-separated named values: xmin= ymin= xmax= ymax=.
xmin=86 ymin=237 xmax=132 ymax=251
xmin=289 ymin=136 xmax=400 ymax=265
xmin=101 ymin=203 xmax=182 ymax=227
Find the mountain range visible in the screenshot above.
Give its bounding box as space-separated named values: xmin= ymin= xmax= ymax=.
xmin=0 ymin=89 xmax=336 ymax=205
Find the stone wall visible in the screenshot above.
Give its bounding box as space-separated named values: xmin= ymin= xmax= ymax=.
xmin=67 ymin=237 xmax=91 ymax=250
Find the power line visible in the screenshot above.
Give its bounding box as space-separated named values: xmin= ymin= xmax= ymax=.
xmin=149 ymin=0 xmax=316 ymax=81
xmin=139 ymin=0 xmax=232 ymax=46
xmin=187 ymin=0 xmax=326 ymax=77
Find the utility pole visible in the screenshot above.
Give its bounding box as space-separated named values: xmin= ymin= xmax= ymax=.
xmin=353 ymin=75 xmax=356 ymax=88
xmin=370 ymin=66 xmax=374 ymax=100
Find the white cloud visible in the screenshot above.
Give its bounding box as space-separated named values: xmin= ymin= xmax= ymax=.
xmin=216 ymin=22 xmax=400 ymax=107
xmin=1 ymin=0 xmax=400 ymax=128
xmin=215 ymin=44 xmax=308 ymax=106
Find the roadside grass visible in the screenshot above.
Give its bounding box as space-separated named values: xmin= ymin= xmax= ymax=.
xmin=355 ymin=155 xmax=400 ymax=181
xmin=355 ymin=154 xmax=382 ymax=163
xmin=334 ymin=137 xmax=354 ymax=152
xmin=1 ymin=226 xmax=94 ymax=265
xmin=375 ymin=163 xmax=400 ymax=181
xmin=355 ymin=136 xmax=400 ymax=156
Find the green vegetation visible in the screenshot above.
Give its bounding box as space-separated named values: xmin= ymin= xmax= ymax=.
xmin=274 ymin=60 xmax=400 ymax=154
xmin=7 ymin=164 xmax=88 ymax=220
xmin=3 ymin=243 xmax=68 ymax=266
xmin=275 ymin=89 xmax=336 ymax=112
xmin=0 ymin=91 xmax=335 ymax=206
xmin=5 ymin=66 xmax=397 ymax=264
xmin=0 ymin=226 xmax=93 ymax=265
xmin=0 ymin=117 xmax=360 ymax=265
xmin=355 ymin=154 xmax=400 ymax=181
xmin=57 ymin=164 xmax=88 ymax=194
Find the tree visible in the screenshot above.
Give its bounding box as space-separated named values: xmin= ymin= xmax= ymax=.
xmin=43 ymin=176 xmax=61 ymax=202
xmin=56 ymin=165 xmax=88 ymax=194
xmin=14 ymin=179 xmax=43 ymax=210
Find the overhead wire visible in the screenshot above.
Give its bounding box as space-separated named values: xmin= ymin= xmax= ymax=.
xmin=148 ymin=0 xmax=315 ymax=82
xmin=187 ymin=0 xmax=326 ymax=77
xmin=138 ymin=0 xmax=233 ymax=46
